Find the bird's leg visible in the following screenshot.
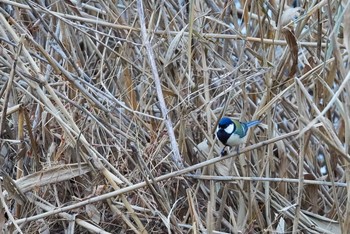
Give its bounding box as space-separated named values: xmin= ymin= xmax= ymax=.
xmin=235 ymin=146 xmax=241 ymax=155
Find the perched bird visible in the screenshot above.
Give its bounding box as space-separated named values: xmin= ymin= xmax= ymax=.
xmin=216 ymin=117 xmax=261 ymax=155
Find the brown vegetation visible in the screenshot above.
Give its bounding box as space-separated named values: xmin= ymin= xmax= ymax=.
xmin=0 ymin=0 xmax=349 ymax=233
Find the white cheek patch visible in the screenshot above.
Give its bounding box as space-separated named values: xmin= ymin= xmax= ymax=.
xmin=224 ymin=123 xmax=234 ymax=134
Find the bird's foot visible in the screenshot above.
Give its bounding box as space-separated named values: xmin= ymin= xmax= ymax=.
xmin=221 ymin=147 xmax=228 ymax=156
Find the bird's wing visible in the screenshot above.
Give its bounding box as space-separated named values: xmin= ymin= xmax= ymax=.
xmin=231 ymin=119 xmax=247 ymax=138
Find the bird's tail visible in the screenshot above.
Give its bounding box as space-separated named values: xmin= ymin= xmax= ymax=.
xmin=246 ymin=120 xmax=261 ymax=128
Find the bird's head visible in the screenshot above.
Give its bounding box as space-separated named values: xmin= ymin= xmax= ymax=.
xmin=218 ymin=117 xmax=235 ymax=134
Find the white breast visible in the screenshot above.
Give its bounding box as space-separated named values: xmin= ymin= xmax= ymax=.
xmin=225 ymin=134 xmax=246 ymax=146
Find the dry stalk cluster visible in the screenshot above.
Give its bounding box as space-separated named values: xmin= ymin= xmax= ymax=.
xmin=0 ymin=0 xmax=349 ymax=233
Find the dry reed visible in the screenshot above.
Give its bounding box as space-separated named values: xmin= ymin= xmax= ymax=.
xmin=0 ymin=0 xmax=349 ymax=233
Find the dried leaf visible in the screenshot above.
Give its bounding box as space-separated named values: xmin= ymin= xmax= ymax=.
xmin=275 ymin=141 xmax=288 ymax=196
xmin=164 ymin=27 xmax=187 ymax=66
xmin=86 ymin=204 xmax=101 ymax=224
xmin=303 ymin=174 xmax=319 ymax=212
xmin=282 ymin=27 xmax=298 ymax=77
xmin=15 ymin=163 xmax=91 ymax=193
xmin=342 ymin=1 xmax=350 ymax=60
xmin=2 ymin=172 xmax=27 ymax=205
xmin=123 ymin=67 xmax=137 ymax=110
xmin=304 ymin=211 xmax=341 ymax=234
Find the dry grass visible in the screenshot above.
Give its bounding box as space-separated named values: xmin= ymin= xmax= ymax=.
xmin=0 ymin=0 xmax=349 ymax=233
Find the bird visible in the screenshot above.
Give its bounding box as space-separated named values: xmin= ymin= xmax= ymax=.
xmin=216 ymin=117 xmax=261 ymax=155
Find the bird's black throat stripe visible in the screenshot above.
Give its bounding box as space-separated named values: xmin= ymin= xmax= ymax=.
xmin=217 ymin=129 xmax=230 ymax=145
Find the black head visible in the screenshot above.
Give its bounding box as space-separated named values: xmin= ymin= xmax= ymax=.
xmin=216 ymin=117 xmax=235 ymax=145
xmin=218 ymin=117 xmax=234 ymax=129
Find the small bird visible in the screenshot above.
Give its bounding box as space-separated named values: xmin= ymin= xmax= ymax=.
xmin=216 ymin=117 xmax=261 ymax=155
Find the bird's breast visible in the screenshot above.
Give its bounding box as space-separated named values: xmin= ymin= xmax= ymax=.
xmin=225 ymin=133 xmax=246 ymax=146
